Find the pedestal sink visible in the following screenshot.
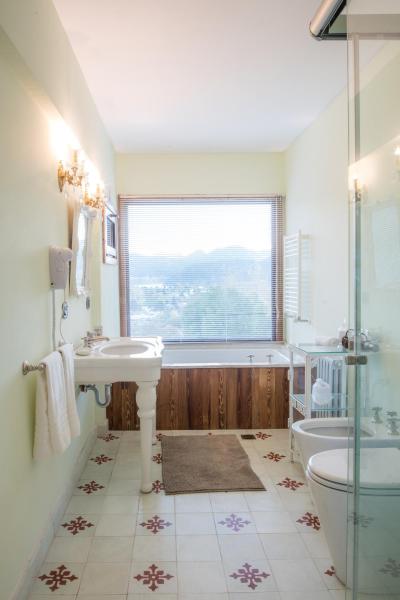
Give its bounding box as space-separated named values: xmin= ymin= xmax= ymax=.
xmin=75 ymin=337 xmax=164 ymax=493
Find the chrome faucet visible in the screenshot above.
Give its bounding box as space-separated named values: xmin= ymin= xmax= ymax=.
xmin=82 ymin=335 xmax=110 ymax=348
xmin=386 ymin=411 xmax=400 ymax=436
xmin=247 ymin=354 xmax=255 ymax=364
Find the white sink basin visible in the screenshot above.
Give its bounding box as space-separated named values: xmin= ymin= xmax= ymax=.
xmin=75 ymin=336 xmax=164 ymax=384
xmin=75 ymin=336 xmax=164 ymax=494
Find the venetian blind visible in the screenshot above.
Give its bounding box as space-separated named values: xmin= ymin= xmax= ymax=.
xmin=119 ymin=197 xmax=284 ymax=342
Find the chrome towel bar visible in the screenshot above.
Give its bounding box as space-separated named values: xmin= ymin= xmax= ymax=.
xmin=22 ymin=360 xmax=45 ymax=376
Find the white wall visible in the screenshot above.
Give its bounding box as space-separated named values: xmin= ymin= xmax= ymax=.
xmin=285 ymin=91 xmax=349 ymax=343
xmin=117 ymin=152 xmax=285 ymax=196
xmin=0 ymin=2 xmax=118 ymax=597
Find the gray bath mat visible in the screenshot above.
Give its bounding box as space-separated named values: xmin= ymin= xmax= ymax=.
xmin=161 ymin=434 xmax=265 ymax=494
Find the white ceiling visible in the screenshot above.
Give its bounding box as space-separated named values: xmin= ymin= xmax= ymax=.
xmin=53 ymin=0 xmax=347 ymax=153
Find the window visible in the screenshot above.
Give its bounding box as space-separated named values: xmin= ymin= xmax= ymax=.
xmin=119 ymin=197 xmax=284 ymax=342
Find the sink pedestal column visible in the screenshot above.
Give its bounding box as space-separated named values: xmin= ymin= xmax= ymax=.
xmin=137 ymin=381 xmax=158 ymax=493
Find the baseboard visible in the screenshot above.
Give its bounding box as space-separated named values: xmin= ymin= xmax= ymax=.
xmin=10 ymin=427 xmax=97 ymax=600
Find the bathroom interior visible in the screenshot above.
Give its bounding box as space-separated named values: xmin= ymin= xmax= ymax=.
xmin=1 ymin=0 xmax=400 ymax=599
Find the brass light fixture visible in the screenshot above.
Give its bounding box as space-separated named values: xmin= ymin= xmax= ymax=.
xmin=57 ymin=149 xmax=85 ymax=192
xmin=83 ymin=183 xmax=105 ymax=210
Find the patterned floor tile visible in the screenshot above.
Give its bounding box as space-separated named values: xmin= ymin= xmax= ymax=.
xmin=56 ymin=514 xmax=98 ymax=537
xmin=215 ymin=513 xmax=256 ymax=535
xmin=223 ymin=559 xmax=277 ymax=593
xmin=31 ymin=563 xmax=83 ymax=595
xmin=136 ymin=513 xmax=175 ymax=536
xmin=129 ymin=561 xmax=178 ymax=594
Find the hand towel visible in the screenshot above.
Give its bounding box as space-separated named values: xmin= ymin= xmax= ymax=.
xmin=59 ymin=343 xmax=80 ymax=438
xmin=33 ymin=351 xmax=71 ymax=459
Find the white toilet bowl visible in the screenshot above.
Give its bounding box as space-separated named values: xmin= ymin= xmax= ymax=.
xmin=292 ymin=416 xmax=398 ymax=469
xmin=307 ymin=447 xmax=400 ymax=593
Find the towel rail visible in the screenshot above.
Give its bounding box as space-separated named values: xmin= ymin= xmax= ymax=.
xmin=22 ymin=360 xmax=45 ymax=376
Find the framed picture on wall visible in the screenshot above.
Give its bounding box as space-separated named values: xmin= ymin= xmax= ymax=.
xmin=102 ymin=201 xmax=118 ymax=264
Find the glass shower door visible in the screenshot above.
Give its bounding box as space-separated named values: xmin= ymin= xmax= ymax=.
xmin=347 ymin=3 xmax=400 ymax=597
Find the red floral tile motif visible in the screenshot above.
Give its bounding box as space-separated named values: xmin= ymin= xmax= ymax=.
xmin=77 ymin=480 xmax=105 ymax=494
xmin=230 ymin=563 xmax=270 ymax=590
xmin=155 ymin=433 xmax=163 ymax=442
xmin=139 ymin=515 xmax=172 ymax=534
xmin=264 ymin=451 xmax=286 ymax=462
xmin=152 ymin=453 xmax=163 ymax=464
xmin=38 ymin=564 xmax=78 ymax=592
xmin=61 ymin=516 xmax=94 ymax=535
xmin=97 ymin=433 xmax=119 ymax=441
xmin=325 ymin=565 xmax=336 ymax=576
xmin=218 ymin=513 xmax=252 ymax=532
xmin=256 ymin=432 xmax=272 ymax=440
xmin=379 ymin=558 xmax=400 ymax=578
xmin=152 ymin=480 xmax=165 ymax=493
xmin=90 ymin=454 xmax=114 ymax=465
xmin=277 ymin=477 xmax=304 ymax=491
xmin=296 ymin=512 xmax=321 ymax=531
xmin=134 ymin=563 xmax=174 ymax=591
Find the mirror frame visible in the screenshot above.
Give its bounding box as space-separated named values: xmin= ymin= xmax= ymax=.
xmin=70 ymin=195 xmax=97 ymax=297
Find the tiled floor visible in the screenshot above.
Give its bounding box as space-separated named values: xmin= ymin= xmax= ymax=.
xmin=29 ymin=429 xmax=346 ymax=600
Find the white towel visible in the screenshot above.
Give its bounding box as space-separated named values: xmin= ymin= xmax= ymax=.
xmin=33 ymin=352 xmax=71 ymax=459
xmin=59 ymin=344 xmax=80 ymax=438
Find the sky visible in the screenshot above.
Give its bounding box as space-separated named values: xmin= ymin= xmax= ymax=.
xmin=128 ymin=202 xmax=272 ymax=256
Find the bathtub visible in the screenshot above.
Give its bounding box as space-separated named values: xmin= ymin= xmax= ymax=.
xmin=162 ymin=344 xmax=290 ymax=368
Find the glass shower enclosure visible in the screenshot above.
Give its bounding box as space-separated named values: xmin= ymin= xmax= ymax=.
xmin=346 ymin=2 xmax=400 ymax=597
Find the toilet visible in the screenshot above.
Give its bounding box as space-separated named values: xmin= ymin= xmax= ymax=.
xmin=306 ymin=447 xmax=400 ymax=592
xmin=292 ymin=416 xmax=398 ymax=470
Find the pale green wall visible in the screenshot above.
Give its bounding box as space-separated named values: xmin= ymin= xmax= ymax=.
xmin=116 ymin=152 xmax=285 ymax=196
xmin=285 ymin=92 xmax=349 ymax=343
xmin=0 ymin=2 xmax=118 ymax=597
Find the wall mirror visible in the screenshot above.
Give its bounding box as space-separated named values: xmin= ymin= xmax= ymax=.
xmin=70 ymin=197 xmax=97 ymax=296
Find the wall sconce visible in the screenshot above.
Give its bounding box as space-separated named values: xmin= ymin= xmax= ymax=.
xmin=57 ymin=149 xmax=85 ymax=192
xmin=83 ymin=183 xmax=105 ymax=210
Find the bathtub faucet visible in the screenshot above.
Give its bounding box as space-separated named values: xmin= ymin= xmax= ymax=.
xmin=386 ymin=411 xmax=400 ymax=435
xmin=371 ymin=406 xmax=383 ymax=424
xmin=247 ymin=354 xmax=255 ymax=364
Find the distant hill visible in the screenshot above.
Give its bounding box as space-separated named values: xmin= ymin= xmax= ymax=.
xmin=129 ymin=246 xmax=271 ymax=285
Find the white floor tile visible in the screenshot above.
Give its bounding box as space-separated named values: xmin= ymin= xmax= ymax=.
xmin=65 ymin=495 xmax=105 ymax=514
xmin=128 ymin=595 xmax=177 ymax=600
xmin=45 ymin=537 xmax=91 ymax=563
xmin=176 ymin=512 xmax=216 ymax=535
xmin=300 ymin=531 xmax=331 ymax=558
xmin=259 ymin=533 xmax=309 ymax=559
xmin=129 ymin=561 xmax=178 ymax=594
xmin=133 ymin=535 xmax=176 ymax=561
xmin=279 ymin=592 xmax=333 ymax=600
xmin=228 ymin=593 xmax=280 ymax=600
xmin=218 ymin=534 xmax=265 ymax=562
xmin=269 ymin=558 xmax=326 ymax=592
xmin=210 ymin=492 xmax=248 ymax=512
xmin=95 ymin=514 xmax=136 ymax=537
xmin=177 ymin=534 xmax=221 ymax=561
xmin=79 ymin=562 xmax=130 ymax=595
xmin=223 ymin=558 xmax=277 ymax=593
xmin=244 ymin=491 xmax=284 ymax=512
xmin=87 ymin=536 xmax=133 ymax=562
xmin=215 ymin=513 xmax=256 ymax=535
xmin=112 ymin=464 xmax=142 ymax=479
xmin=252 ymin=511 xmax=297 ymax=534
xmin=178 ymin=562 xmax=227 ymax=594
xmin=107 ymin=478 xmax=142 ymax=495
xmin=180 ymin=595 xmax=228 ymax=600
xmin=101 ymin=494 xmax=139 ymax=514
xmin=175 ymin=493 xmax=212 ymax=513
xmin=139 ymin=493 xmax=175 ymax=513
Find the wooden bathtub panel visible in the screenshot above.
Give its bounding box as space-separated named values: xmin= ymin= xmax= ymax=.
xmin=107 ymin=367 xmax=289 ymax=430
